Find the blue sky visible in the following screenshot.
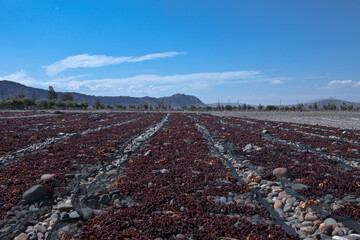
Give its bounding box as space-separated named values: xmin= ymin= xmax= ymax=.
xmin=0 ymin=0 xmax=359 ymax=105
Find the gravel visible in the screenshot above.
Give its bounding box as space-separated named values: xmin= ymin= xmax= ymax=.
xmin=210 ymin=111 xmax=360 ymax=130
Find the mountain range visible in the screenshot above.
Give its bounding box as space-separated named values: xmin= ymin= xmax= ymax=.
xmin=0 ymin=80 xmax=206 ymax=108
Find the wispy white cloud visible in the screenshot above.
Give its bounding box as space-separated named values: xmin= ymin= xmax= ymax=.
xmin=270 ymin=79 xmax=285 ymax=85
xmin=39 ymin=70 xmax=291 ymax=96
xmin=1 ymin=69 xmax=292 ymax=98
xmin=0 ymin=70 xmax=35 ymax=86
xmin=0 ymin=70 xmax=89 ymax=89
xmin=327 ymin=80 xmax=360 ymax=89
xmin=43 ymin=51 xmax=185 ymax=76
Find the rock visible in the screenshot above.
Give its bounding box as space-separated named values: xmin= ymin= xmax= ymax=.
xmin=25 ymin=226 xmax=36 ymax=233
xmin=57 ymin=203 xmax=73 ymax=212
xmin=50 ymin=213 xmax=58 ymax=219
xmin=275 ymin=208 xmax=283 ymax=215
xmin=99 ymin=194 xmax=111 ymax=205
xmin=184 ymin=139 xmax=194 ymax=145
xmin=301 ymin=221 xmax=314 ymax=226
xmin=15 ymin=233 xmax=29 ymax=240
xmin=37 ymin=232 xmax=44 ymax=240
xmin=64 ymin=173 xmax=75 ymax=179
xmin=257 ymin=166 xmax=266 ymax=172
xmin=319 ymin=223 xmax=332 ymax=234
xmin=156 ymin=168 xmax=169 ymax=174
xmin=305 ymin=212 xmax=318 ymax=221
xmin=271 ymin=186 xmax=283 ymax=192
xmin=274 ymin=200 xmax=283 ymax=209
xmin=300 ymin=226 xmax=314 ymax=235
xmin=283 ymin=204 xmax=292 ymax=212
xmin=36 ymin=226 xmax=47 ymax=234
xmin=244 ymin=144 xmax=252 ymax=151
xmin=335 ymin=227 xmax=350 ymax=236
xmin=319 ymin=233 xmax=331 ymax=240
xmin=176 ymin=234 xmax=185 ymax=238
xmin=144 ymin=150 xmax=152 ymax=156
xmin=81 ymin=207 xmax=94 ymax=220
xmin=106 ymin=169 xmax=117 ymax=175
xmin=60 ymin=212 xmax=69 ymax=221
xmin=220 ymin=197 xmax=227 ymax=204
xmin=262 ymin=130 xmax=269 ymax=134
xmin=272 ymin=168 xmax=289 ymax=178
xmin=288 ymin=182 xmax=309 ymax=191
xmin=22 ymin=185 xmax=48 ymax=202
xmin=332 ymin=236 xmax=352 ymax=240
xmin=286 ymin=198 xmax=295 ymax=204
xmin=29 ymin=205 xmax=39 ymax=212
xmin=40 ymin=174 xmax=55 ymax=181
xmin=69 ymin=211 xmax=80 ymax=219
xmin=278 ymin=191 xmax=291 ymax=200
xmin=324 ymin=218 xmax=337 ymax=224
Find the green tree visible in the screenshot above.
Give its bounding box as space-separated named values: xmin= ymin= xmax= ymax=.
xmin=93 ymin=99 xmax=104 ymax=110
xmin=48 ymin=86 xmax=58 ymax=100
xmin=266 ymin=105 xmax=278 ymax=111
xmin=60 ymin=93 xmax=74 ymax=102
xmin=225 ymin=105 xmax=233 ymax=111
xmin=313 ymin=102 xmax=318 ymax=110
xmin=257 ymin=104 xmax=264 ymax=111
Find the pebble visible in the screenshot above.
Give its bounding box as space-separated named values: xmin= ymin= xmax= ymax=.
xmin=301 ymin=221 xmax=314 ymax=226
xmin=320 ymin=233 xmax=331 ymax=240
xmin=244 ymin=144 xmax=252 ymax=151
xmin=278 ymin=191 xmax=291 ymax=200
xmin=275 ymin=208 xmax=283 ymax=215
xmin=272 ymin=167 xmax=289 ymax=178
xmin=324 ymin=218 xmax=337 ymax=224
xmin=319 ymin=223 xmax=332 ymax=234
xmin=305 ymin=212 xmax=318 ymax=221
xmin=300 ymin=226 xmax=314 ymax=235
xmin=22 ymin=185 xmax=48 ymax=202
xmin=268 ymin=192 xmax=278 ymax=197
xmin=60 ymin=212 xmax=69 ymax=221
xmin=80 ymin=207 xmax=94 ymax=220
xmin=57 ymin=203 xmax=74 ymax=212
xmin=15 ymin=233 xmax=29 ymax=240
xmin=220 ymin=197 xmax=227 ymax=204
xmin=99 ymin=194 xmax=111 ymax=205
xmin=286 ymin=198 xmax=295 ymax=204
xmin=40 ymin=174 xmax=55 ymax=181
xmin=274 ymin=200 xmax=283 ymax=209
xmin=283 ymin=204 xmax=292 ymax=212
xmin=69 ymin=211 xmax=80 ymax=219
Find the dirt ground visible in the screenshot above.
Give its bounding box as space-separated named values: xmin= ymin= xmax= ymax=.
xmin=210 ymin=111 xmax=360 ymax=130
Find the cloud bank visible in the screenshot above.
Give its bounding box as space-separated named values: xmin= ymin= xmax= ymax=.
xmin=43 ymin=51 xmax=184 ymax=76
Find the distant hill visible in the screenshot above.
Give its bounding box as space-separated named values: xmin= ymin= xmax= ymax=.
xmin=304 ymin=98 xmax=360 ymax=109
xmin=207 ymin=98 xmax=360 ymax=109
xmin=0 ymin=80 xmax=206 ymax=108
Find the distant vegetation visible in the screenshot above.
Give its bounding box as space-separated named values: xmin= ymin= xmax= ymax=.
xmin=0 ymin=86 xmax=359 ymax=111
xmin=0 ymin=86 xmax=88 ymax=110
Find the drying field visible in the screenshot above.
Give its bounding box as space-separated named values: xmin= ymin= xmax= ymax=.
xmin=0 ymin=111 xmax=359 ymax=240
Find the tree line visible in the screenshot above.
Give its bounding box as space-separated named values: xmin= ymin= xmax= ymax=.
xmin=0 ymin=86 xmax=88 ymax=110
xmin=1 ymin=86 xmax=359 ymax=111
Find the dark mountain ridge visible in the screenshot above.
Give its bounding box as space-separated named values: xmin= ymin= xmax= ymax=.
xmin=0 ymin=80 xmax=206 ymax=108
